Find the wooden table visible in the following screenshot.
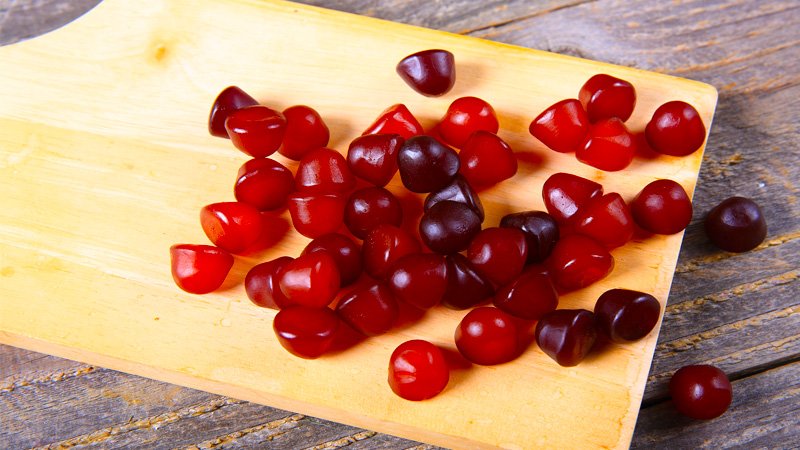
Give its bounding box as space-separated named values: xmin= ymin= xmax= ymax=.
xmin=1 ymin=1 xmax=797 ymax=448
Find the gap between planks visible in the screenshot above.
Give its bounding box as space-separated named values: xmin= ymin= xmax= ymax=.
xmin=674 ymin=230 xmax=800 ymax=275
xmin=31 ymin=387 xmax=432 ymax=450
xmin=668 ymin=39 xmax=800 ymax=76
xmin=657 ymin=305 xmax=798 ymax=357
xmin=634 ymin=360 xmax=800 ymax=449
xmin=305 ymin=430 xmax=377 ymax=450
xmin=0 ymin=364 xmax=96 ymax=393
xmin=35 ymin=397 xmax=268 ymax=449
xmin=664 ymin=269 xmax=798 ymax=317
xmin=645 ymin=332 xmax=800 ymax=406
xmin=34 ymin=394 xmax=405 ymax=450
xmin=641 ymin=354 xmax=800 ymax=409
xmin=458 ymin=0 xmax=595 ymax=35
xmin=176 ymin=413 xmax=306 ymax=450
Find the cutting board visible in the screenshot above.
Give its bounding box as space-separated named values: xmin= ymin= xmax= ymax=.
xmin=0 ymin=1 xmax=717 ymax=448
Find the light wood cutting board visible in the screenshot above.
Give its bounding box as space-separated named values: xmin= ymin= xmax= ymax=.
xmin=0 ymin=0 xmax=717 ymax=448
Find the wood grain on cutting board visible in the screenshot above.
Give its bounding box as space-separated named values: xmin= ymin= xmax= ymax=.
xmin=0 ymin=0 xmax=717 ymax=448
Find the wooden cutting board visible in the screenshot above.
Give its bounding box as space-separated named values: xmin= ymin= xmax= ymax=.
xmin=0 ymin=0 xmax=717 ymax=448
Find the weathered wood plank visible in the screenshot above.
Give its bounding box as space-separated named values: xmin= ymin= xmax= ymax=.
xmin=646 ymin=300 xmax=800 ymax=403
xmin=343 ymin=434 xmax=441 ymax=450
xmin=0 ymin=344 xmax=87 ymax=382
xmin=52 ymin=400 xmax=291 ymax=450
xmin=661 ymin=270 xmax=798 ymax=346
xmin=1 ymin=342 xmax=435 ymax=449
xmin=469 ymin=0 xmax=800 ymax=85
xmin=0 ymin=368 xmax=216 ymax=448
xmin=179 ymin=416 xmax=365 ymax=450
xmin=671 ymin=233 xmax=800 ymax=297
xmin=255 ymin=417 xmax=366 ymax=450
xmin=174 ymin=414 xmax=307 ymax=450
xmin=661 ymin=242 xmax=800 ymax=341
xmin=677 ymin=91 xmax=800 ymax=262
xmin=0 ymin=0 xmax=101 ymax=45
xmin=298 ymin=0 xmax=587 ymax=34
xmin=632 ymin=361 xmax=800 ymax=449
xmin=177 ymin=414 xmax=439 ymax=450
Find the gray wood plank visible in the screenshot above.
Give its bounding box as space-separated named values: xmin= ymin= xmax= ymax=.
xmin=646 ymin=292 xmax=800 ymax=403
xmin=174 ymin=414 xmax=307 ymax=450
xmin=670 ymin=234 xmax=799 ymax=304
xmin=0 ymin=343 xmax=436 ymax=449
xmin=298 ymin=0 xmax=587 ymax=34
xmin=52 ymin=401 xmax=292 ymax=450
xmin=659 ymin=246 xmax=800 ymax=341
xmin=0 ymin=344 xmax=87 ymax=382
xmin=0 ymin=367 xmax=216 ymax=448
xmin=469 ymin=0 xmax=800 ymax=84
xmin=0 ymin=0 xmax=101 ymax=45
xmin=182 ymin=416 xmax=365 ymax=450
xmin=632 ymin=361 xmax=800 ymax=449
xmin=343 ymin=434 xmax=441 ymax=450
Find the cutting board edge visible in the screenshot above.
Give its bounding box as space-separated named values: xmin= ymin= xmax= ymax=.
xmin=267 ymin=0 xmax=720 ymax=98
xmin=0 ymin=330 xmax=508 ymax=450
xmin=0 ymin=0 xmax=720 ymax=103
xmin=615 ymin=249 xmax=681 ymax=449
